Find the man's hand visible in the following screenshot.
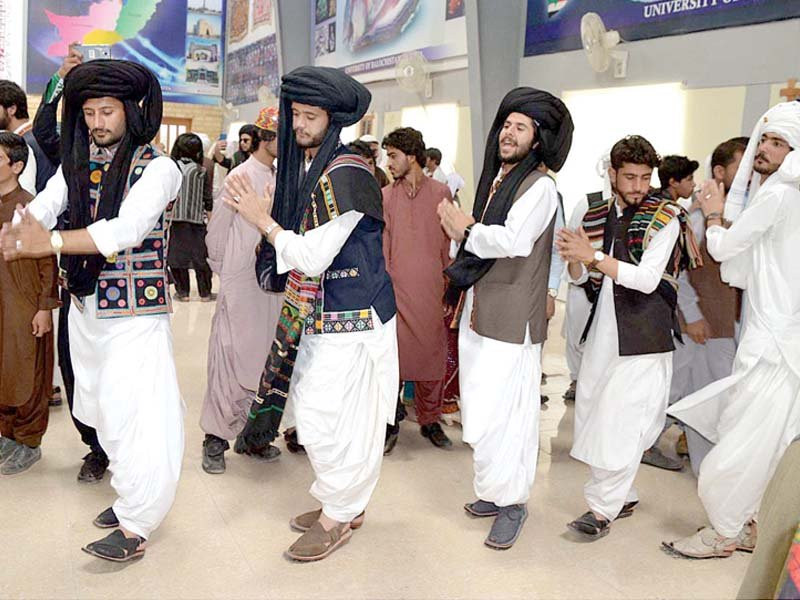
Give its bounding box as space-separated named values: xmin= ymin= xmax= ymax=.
xmin=213 ymin=140 xmax=228 ymax=162
xmin=699 ymin=180 xmax=725 ymax=218
xmin=224 ymin=174 xmax=272 ymax=233
xmin=31 ymin=310 xmax=52 ymax=338
xmin=685 ymin=318 xmax=713 ymax=345
xmin=437 ymin=198 xmax=474 ymax=243
xmin=0 ymin=206 xmax=53 ymax=261
xmin=546 ymin=295 xmax=555 ymax=320
xmin=58 ymin=44 xmax=83 ymax=78
xmin=555 ymin=227 xmax=595 ymax=264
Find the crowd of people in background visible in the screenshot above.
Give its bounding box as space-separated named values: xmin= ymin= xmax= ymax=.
xmin=0 ymin=50 xmax=798 ymax=582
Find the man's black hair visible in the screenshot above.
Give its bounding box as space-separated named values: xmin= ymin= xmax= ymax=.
xmin=382 ymin=127 xmax=426 ymax=167
xmin=0 ymin=131 xmax=29 ymax=171
xmin=658 ymin=155 xmax=699 ymax=189
xmin=610 ymin=135 xmax=660 ymax=170
xmin=425 ymin=147 xmax=442 ymax=165
xmin=170 ymin=132 xmax=204 ymax=165
xmin=348 ymin=140 xmax=374 ymax=161
xmin=711 ymin=137 xmax=748 ymax=170
xmin=0 ymin=80 xmax=29 ymax=120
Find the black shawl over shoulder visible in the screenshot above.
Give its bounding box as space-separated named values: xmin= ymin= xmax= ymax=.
xmin=258 ymin=66 xmax=372 ymax=292
xmin=445 ymin=87 xmax=573 ymax=291
xmin=60 ymin=59 xmax=162 ymax=297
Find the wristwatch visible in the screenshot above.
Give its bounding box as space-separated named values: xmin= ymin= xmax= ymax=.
xmin=547 ymin=288 xmax=558 ymax=299
xmin=463 ymin=223 xmax=475 ymax=240
xmin=587 ymin=250 xmax=604 ymax=269
xmin=50 ymin=230 xmax=64 ymax=256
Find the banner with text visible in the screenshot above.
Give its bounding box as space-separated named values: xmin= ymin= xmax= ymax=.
xmin=525 ymin=0 xmax=800 ymax=57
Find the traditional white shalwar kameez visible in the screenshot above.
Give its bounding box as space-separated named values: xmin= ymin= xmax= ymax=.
xmin=670 ymin=205 xmax=736 ymax=474
xmin=669 ymin=154 xmax=800 ymax=538
xmin=570 ymin=207 xmax=680 ymax=522
xmin=562 ymin=197 xmax=591 ymax=381
xmin=274 ymin=210 xmax=398 ymax=523
xmin=25 ymin=159 xmax=184 ymax=539
xmin=458 ymin=174 xmax=557 ymax=507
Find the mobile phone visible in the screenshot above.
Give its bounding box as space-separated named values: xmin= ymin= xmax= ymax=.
xmin=219 ymin=132 xmax=227 ymax=141
xmin=74 ymin=44 xmax=112 ymax=61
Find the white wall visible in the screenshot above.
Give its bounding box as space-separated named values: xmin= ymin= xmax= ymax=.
xmin=363 ymin=69 xmax=474 ymax=203
xmin=519 ymin=19 xmax=800 ymax=133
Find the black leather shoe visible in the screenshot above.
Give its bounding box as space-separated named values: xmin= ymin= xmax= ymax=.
xmin=384 ymin=424 xmax=399 ymax=455
xmin=283 ymin=429 xmax=306 ymax=454
xmin=203 ymin=434 xmax=229 ymax=474
xmin=93 ymin=507 xmax=119 ymax=529
xmin=233 ymin=434 xmax=280 ymax=462
xmin=78 ymin=450 xmax=109 ymax=484
xmin=420 ymin=423 xmax=452 ymax=449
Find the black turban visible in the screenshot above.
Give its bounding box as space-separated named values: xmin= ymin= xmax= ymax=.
xmin=259 ymin=66 xmax=371 ymax=291
xmin=445 ymin=87 xmax=573 ymax=291
xmin=60 ymin=59 xmax=163 ymax=297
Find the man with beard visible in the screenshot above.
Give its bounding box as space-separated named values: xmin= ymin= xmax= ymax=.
xmin=665 ymin=102 xmax=800 ymax=559
xmin=438 ymin=88 xmax=572 ymax=549
xmin=225 ymin=66 xmax=397 ymax=561
xmin=636 ymin=154 xmax=701 ymax=473
xmin=381 ymin=127 xmax=453 ymax=453
xmin=0 ymin=60 xmax=184 ymax=562
xmin=30 ymin=48 xmax=111 ymax=483
xmin=557 ymin=135 xmax=699 ymax=540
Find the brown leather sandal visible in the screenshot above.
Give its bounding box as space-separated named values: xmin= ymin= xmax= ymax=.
xmin=286 ymin=521 xmax=352 ymax=562
xmin=289 ymin=508 xmax=365 ymax=532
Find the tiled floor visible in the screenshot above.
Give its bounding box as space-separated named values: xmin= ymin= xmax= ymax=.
xmin=1 ymin=297 xmax=748 ymax=599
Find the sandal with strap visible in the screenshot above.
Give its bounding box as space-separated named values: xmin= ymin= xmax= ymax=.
xmin=286 ymin=521 xmax=352 ymax=562
xmin=82 ymin=529 xmax=146 ymax=562
xmin=567 ymin=511 xmax=611 ymax=539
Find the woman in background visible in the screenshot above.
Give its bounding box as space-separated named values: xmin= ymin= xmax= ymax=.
xmin=168 ymin=133 xmax=214 ymax=301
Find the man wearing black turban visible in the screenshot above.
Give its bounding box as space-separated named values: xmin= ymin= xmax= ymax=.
xmin=226 ymin=66 xmax=397 ymax=562
xmin=437 ymin=87 xmax=573 ymax=550
xmin=0 ymin=60 xmax=184 ymax=562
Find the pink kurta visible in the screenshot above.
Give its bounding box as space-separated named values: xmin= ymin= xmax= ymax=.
xmin=201 ymin=156 xmax=283 ymax=440
xmin=382 ymin=176 xmax=452 ymax=381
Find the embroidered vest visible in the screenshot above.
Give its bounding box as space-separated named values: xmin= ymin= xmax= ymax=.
xmin=91 ymin=145 xmax=173 ymax=319
xmin=302 ymin=155 xmax=396 ymax=335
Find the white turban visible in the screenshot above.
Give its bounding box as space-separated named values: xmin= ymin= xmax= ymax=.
xmin=725 ymin=101 xmax=800 ymax=220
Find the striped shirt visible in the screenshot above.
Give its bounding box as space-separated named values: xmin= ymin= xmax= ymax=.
xmin=172 ymin=158 xmax=212 ymax=224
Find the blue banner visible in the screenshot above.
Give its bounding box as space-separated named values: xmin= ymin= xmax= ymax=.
xmin=525 ymin=0 xmax=800 ymax=57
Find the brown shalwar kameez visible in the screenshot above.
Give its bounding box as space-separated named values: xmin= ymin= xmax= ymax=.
xmin=0 ymin=186 xmax=59 ymax=447
xmin=382 ymin=177 xmax=452 ymax=425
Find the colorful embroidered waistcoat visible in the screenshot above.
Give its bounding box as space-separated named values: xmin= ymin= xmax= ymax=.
xmin=91 ymin=145 xmax=173 ymax=319
xmin=302 ymin=155 xmax=395 ymax=335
